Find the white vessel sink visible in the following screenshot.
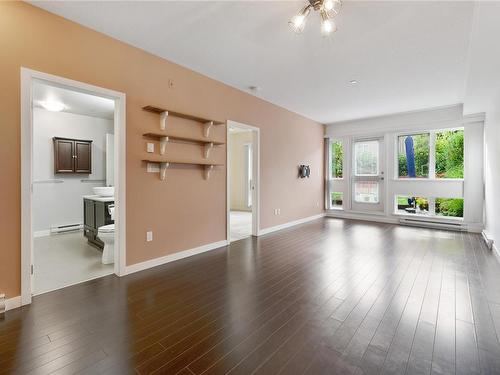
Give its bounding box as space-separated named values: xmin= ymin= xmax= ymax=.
xmin=93 ymin=186 xmax=114 ymax=197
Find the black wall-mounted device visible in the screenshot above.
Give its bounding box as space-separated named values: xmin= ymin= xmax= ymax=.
xmin=299 ymin=165 xmax=311 ymax=178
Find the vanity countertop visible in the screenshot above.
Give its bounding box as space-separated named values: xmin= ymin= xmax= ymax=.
xmin=83 ymin=195 xmax=115 ymax=202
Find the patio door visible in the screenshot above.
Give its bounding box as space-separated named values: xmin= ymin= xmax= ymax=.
xmin=351 ymin=137 xmax=385 ymax=213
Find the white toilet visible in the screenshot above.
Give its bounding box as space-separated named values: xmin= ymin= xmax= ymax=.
xmin=98 ymin=205 xmax=115 ymax=264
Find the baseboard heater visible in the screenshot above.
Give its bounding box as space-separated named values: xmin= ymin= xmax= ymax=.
xmin=50 ymin=223 xmax=83 ymax=234
xmin=399 ymin=217 xmax=466 ymax=231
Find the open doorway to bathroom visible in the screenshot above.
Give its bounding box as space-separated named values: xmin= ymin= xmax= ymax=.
xmin=27 ymin=78 xmax=118 ymax=296
xmin=21 ymin=68 xmax=126 ymax=305
xmin=227 ymin=121 xmax=260 ymax=242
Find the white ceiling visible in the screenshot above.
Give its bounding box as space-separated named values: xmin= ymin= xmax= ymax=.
xmin=31 ymin=1 xmax=475 ymax=124
xmin=33 ymin=80 xmax=115 ymax=119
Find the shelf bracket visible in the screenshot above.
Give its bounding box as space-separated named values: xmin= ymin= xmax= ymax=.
xmin=159 ymin=136 xmax=169 ymax=155
xmin=204 ymin=142 xmax=214 ymax=159
xmin=160 ymin=162 xmax=170 ymax=181
xmin=203 ymin=121 xmax=214 ymax=138
xmin=160 ymin=111 xmax=169 ymax=130
xmin=204 ymin=165 xmax=214 ymax=180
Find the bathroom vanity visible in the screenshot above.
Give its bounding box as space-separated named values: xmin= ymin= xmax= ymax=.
xmin=83 ymin=195 xmax=114 ymax=249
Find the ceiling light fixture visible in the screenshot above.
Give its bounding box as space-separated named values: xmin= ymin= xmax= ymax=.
xmin=40 ymin=100 xmax=65 ymax=112
xmin=349 ymin=79 xmax=358 ymax=84
xmin=289 ymin=0 xmax=342 ymax=36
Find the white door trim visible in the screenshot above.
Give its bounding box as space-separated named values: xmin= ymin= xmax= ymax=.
xmin=20 ymin=68 xmax=127 ymax=305
xmin=226 ymin=120 xmax=261 ymax=242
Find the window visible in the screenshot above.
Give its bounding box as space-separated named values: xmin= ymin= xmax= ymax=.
xmin=331 ymin=192 xmax=343 ymax=209
xmin=395 ymin=195 xmax=463 ymax=218
xmin=435 ymin=129 xmax=464 ymax=179
xmin=397 ymin=128 xmax=463 ymax=179
xmin=398 ymin=133 xmax=430 ymax=178
xmin=396 ymin=195 xmax=430 ymax=215
xmin=331 ymin=140 xmax=343 ymax=178
xmin=355 ymin=181 xmax=379 ymax=203
xmin=355 ymin=140 xmax=378 ymax=176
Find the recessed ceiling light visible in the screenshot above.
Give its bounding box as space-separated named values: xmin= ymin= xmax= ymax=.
xmin=349 ymin=80 xmax=358 ymax=85
xmin=40 ymin=100 xmax=65 ymax=112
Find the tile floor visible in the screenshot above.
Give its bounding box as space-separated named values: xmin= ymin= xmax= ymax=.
xmin=33 ymin=231 xmax=114 ymax=295
xmin=230 ymin=210 xmax=252 ymax=242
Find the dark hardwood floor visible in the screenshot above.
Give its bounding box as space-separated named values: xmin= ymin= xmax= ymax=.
xmin=2 ymin=218 xmax=500 ymax=374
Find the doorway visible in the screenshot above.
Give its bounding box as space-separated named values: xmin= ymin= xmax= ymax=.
xmin=351 ymin=137 xmax=385 ymax=213
xmin=227 ymin=121 xmax=260 ymax=242
xmin=21 ymin=68 xmax=126 ymax=305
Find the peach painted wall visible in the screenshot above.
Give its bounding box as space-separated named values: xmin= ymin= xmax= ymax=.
xmin=0 ymin=2 xmax=324 ymax=299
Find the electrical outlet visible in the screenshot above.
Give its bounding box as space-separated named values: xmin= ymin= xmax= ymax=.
xmin=168 ymin=79 xmax=175 ymax=89
xmin=274 ymin=208 xmax=281 ymax=215
xmin=278 ymin=209 xmax=281 ymax=215
xmin=147 ymin=143 xmax=155 ymax=153
xmin=146 ymin=231 xmax=153 ymax=242
xmin=147 ymin=163 xmax=160 ymax=173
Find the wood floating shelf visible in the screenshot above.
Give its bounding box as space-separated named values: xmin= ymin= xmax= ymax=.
xmin=143 ymin=158 xmax=223 ymax=181
xmin=143 ymin=132 xmax=224 ymax=158
xmin=143 ymin=105 xmax=224 ymax=137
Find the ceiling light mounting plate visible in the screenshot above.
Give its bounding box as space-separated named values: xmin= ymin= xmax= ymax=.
xmin=309 ymin=0 xmax=323 ymax=11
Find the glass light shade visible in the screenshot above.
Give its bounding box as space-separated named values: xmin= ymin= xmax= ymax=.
xmin=288 ymin=5 xmax=311 ymax=33
xmin=323 ymin=0 xmax=342 ymax=15
xmin=320 ymin=11 xmax=337 ymax=36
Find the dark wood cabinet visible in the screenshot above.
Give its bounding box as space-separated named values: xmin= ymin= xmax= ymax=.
xmin=83 ymin=198 xmax=114 ymax=249
xmin=53 ymin=137 xmax=92 ymax=174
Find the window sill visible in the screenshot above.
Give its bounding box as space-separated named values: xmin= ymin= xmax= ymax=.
xmin=329 ymin=207 xmax=344 ymax=211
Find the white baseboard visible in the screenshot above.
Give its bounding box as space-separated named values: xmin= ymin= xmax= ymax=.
xmin=34 ymin=230 xmax=51 ymax=238
xmin=258 ymin=213 xmax=325 ymax=236
xmin=2 ymin=296 xmax=22 ymax=312
xmin=467 ymin=223 xmax=484 ymax=233
xmin=124 ymin=240 xmax=229 ymax=276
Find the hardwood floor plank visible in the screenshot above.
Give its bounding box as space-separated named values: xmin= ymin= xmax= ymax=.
xmin=0 ymin=219 xmax=498 ymax=375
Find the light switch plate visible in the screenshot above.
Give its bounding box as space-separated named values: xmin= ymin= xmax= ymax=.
xmin=147 ymin=143 xmax=155 ymax=153
xmin=146 ymin=231 xmax=153 ymax=242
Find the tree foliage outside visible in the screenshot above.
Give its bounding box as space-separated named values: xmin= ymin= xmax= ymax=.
xmin=331 ymin=192 xmax=343 ymax=207
xmin=436 ymin=198 xmax=464 ymax=217
xmin=331 ymin=141 xmax=343 ymax=178
xmin=435 ymin=129 xmax=464 ymax=178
